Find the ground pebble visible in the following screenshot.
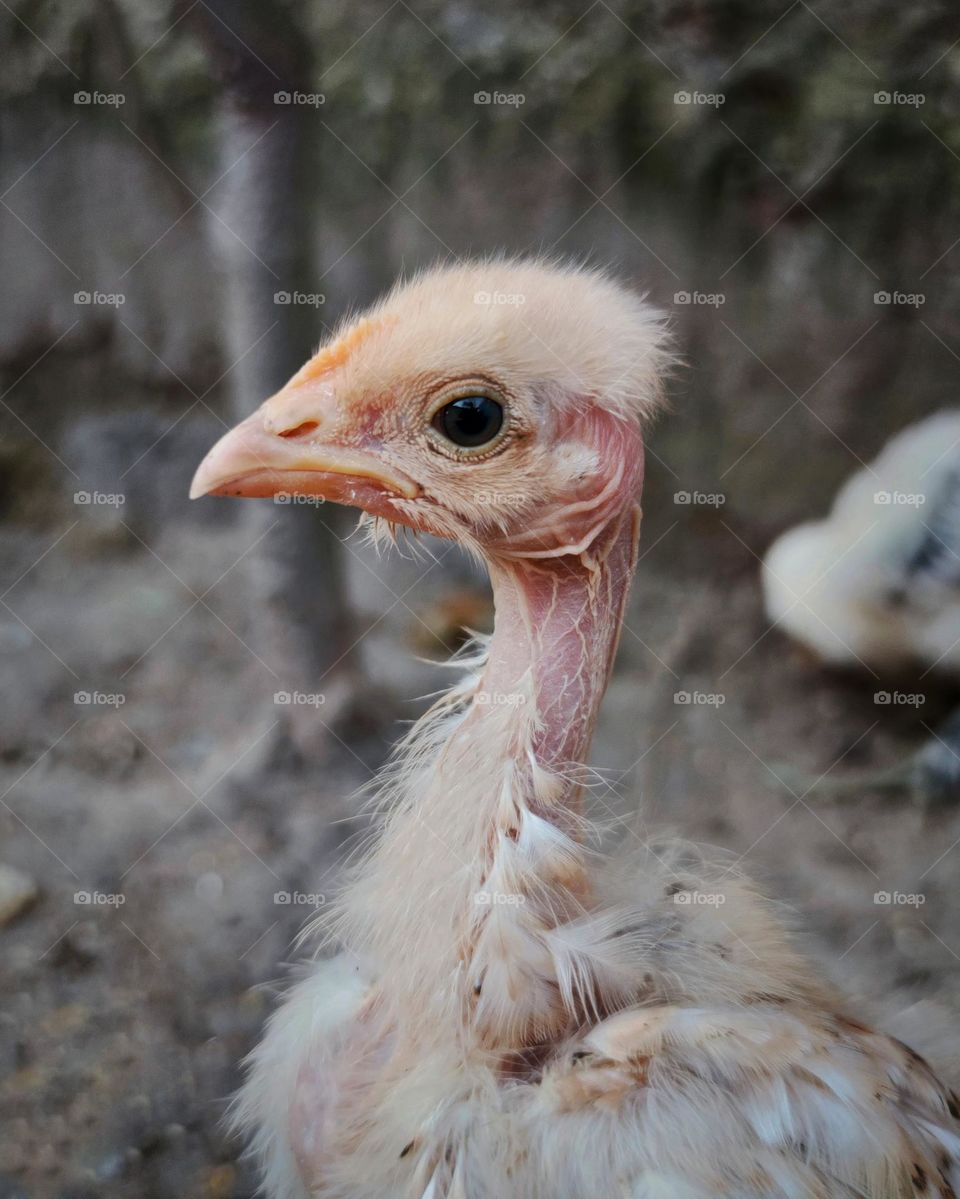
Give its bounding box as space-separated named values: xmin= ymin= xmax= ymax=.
xmin=0 ymin=865 xmax=38 ymax=926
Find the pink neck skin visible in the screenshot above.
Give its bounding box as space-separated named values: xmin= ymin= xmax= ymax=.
xmin=469 ymin=502 xmax=642 ymax=817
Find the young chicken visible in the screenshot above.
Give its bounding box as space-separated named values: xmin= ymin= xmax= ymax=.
xmin=764 ymin=411 xmax=960 ymax=673
xmin=192 ymin=261 xmax=960 ymax=1199
xmin=764 ymin=412 xmax=960 ymax=802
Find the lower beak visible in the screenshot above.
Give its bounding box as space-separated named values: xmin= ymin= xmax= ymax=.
xmin=189 ymin=411 xmax=419 ymax=503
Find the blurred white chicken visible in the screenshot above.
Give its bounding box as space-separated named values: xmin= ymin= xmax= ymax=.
xmin=765 ymin=411 xmax=960 ymax=802
xmin=764 ymin=410 xmax=960 ymax=673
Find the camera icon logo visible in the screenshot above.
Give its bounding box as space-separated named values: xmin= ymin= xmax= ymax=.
xmin=674 ymin=90 xmax=691 ymax=104
xmin=874 ymin=890 xmax=891 ymax=904
xmin=74 ymin=91 xmax=91 ymax=104
xmin=273 ymin=691 xmax=292 ymax=704
xmin=873 ymin=91 xmax=891 ymax=104
xmin=673 ymin=690 xmax=692 ymax=704
xmin=874 ymin=291 xmax=891 ymax=305
xmin=74 ymin=890 xmax=91 ymax=903
xmin=273 ymin=890 xmax=292 ymax=904
xmin=474 ymin=91 xmax=491 ymax=104
xmin=274 ymin=91 xmax=291 ymax=105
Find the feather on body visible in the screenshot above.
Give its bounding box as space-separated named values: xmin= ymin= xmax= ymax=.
xmin=234 ymin=657 xmax=960 ymax=1197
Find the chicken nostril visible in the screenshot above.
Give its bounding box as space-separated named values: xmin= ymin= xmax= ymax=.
xmin=278 ymin=420 xmax=320 ymax=440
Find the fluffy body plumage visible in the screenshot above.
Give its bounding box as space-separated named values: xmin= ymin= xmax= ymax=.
xmin=763 ymin=411 xmax=960 ymax=672
xmin=192 ymin=262 xmax=960 ymax=1198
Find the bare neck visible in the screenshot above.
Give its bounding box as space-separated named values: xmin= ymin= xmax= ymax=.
xmin=463 ymin=503 xmax=642 ymax=813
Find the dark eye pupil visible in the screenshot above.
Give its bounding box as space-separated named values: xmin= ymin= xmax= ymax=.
xmin=435 ymin=396 xmax=503 ymax=448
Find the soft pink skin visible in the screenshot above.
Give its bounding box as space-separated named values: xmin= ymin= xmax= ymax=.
xmin=481 ymin=510 xmax=641 ymax=780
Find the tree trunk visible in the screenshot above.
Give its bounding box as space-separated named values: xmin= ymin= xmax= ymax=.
xmin=193 ymin=0 xmax=363 ymax=759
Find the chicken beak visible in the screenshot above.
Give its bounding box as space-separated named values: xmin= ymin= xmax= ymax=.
xmin=189 ymin=407 xmax=420 ymax=503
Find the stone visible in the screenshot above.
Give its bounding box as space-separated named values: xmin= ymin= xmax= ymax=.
xmin=0 ymin=865 xmax=38 ymax=926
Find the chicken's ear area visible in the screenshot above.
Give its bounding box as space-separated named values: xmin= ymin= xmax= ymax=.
xmin=498 ymin=403 xmax=644 ymax=558
xmin=564 ymin=402 xmax=646 ymax=503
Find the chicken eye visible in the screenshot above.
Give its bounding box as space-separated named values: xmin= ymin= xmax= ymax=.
xmin=432 ymin=395 xmax=504 ymax=449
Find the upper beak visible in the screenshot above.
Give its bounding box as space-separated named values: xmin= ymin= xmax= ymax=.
xmin=190 ymin=404 xmax=419 ymax=504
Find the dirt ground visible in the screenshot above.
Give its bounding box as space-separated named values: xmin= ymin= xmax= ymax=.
xmin=2 ymin=453 xmax=959 ymax=1199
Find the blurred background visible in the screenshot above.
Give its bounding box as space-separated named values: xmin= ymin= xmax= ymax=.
xmin=2 ymin=0 xmax=960 ymax=1194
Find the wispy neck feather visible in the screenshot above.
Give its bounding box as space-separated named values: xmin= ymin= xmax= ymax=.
xmin=325 ymin=507 xmax=642 ymax=1051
